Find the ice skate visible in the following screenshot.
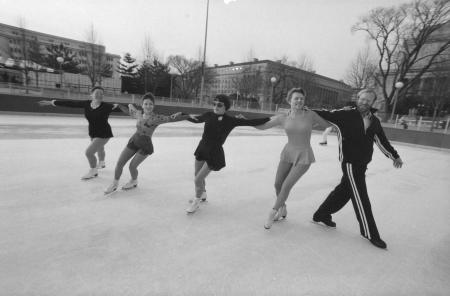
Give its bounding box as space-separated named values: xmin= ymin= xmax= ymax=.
xmin=97 ymin=161 xmax=106 ymax=169
xmin=81 ymin=168 xmax=98 ymax=180
xmin=274 ymin=204 xmax=287 ymax=221
xmin=189 ymin=192 xmax=207 ymax=203
xmin=122 ymin=179 xmax=138 ymax=190
xmin=104 ymin=180 xmax=119 ymax=195
xmin=312 ymin=214 xmax=336 ymax=228
xmin=264 ymin=209 xmax=278 ymax=229
xmin=186 ymin=198 xmax=201 ymax=214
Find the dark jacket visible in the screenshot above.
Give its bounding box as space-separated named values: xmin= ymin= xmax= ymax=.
xmin=314 ymin=107 xmax=399 ymax=165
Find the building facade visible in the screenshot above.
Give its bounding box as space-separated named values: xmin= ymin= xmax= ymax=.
xmin=204 ymin=59 xmax=353 ymax=109
xmin=0 ymin=22 xmax=121 ymax=92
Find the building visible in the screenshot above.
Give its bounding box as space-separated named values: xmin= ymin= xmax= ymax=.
xmin=204 ymin=59 xmax=353 ymax=110
xmin=0 ymin=22 xmax=121 ymax=93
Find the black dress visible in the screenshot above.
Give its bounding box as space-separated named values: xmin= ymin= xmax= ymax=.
xmin=53 ymin=100 xmax=120 ymax=138
xmin=188 ymin=112 xmax=270 ymax=171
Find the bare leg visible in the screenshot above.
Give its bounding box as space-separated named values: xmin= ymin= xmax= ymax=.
xmin=195 ymin=162 xmax=212 ymax=198
xmin=128 ymin=153 xmax=149 ymax=180
xmin=195 ymin=160 xmax=207 ymax=196
xmin=274 ymin=161 xmax=293 ymax=199
xmin=85 ymin=138 xmax=110 ymax=168
xmin=114 ymin=147 xmax=136 ymax=180
xmin=273 ymin=164 xmax=311 ymax=210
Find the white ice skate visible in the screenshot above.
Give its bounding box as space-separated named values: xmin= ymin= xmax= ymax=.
xmin=274 ymin=205 xmax=287 ymax=221
xmin=104 ymin=180 xmax=119 ymax=195
xmin=122 ymin=179 xmax=138 ymax=190
xmin=188 ymin=192 xmax=207 ymax=203
xmin=264 ymin=209 xmax=278 ymax=229
xmin=81 ymin=168 xmax=98 ymax=180
xmin=186 ymin=198 xmax=201 ymax=214
xmin=97 ymin=161 xmax=106 ymax=169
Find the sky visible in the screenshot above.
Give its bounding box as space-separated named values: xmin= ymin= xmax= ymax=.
xmin=0 ymin=0 xmax=409 ymax=81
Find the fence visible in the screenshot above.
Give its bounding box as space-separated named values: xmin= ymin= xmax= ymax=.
xmin=391 ymin=114 xmax=450 ymax=133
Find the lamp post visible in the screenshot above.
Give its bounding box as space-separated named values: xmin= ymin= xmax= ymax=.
xmin=199 ymin=0 xmax=210 ymax=105
xmin=390 ymin=81 xmax=404 ymax=121
xmin=56 ymin=56 xmax=64 ymax=88
xmin=270 ymin=76 xmax=277 ymax=103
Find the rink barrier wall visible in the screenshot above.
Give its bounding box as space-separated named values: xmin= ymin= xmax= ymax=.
xmin=0 ymin=93 xmax=273 ymax=120
xmin=1 ymin=94 xmax=449 ymax=149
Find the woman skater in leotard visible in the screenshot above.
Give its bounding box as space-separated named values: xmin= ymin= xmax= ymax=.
xmin=255 ymin=87 xmax=330 ymax=229
xmin=104 ymin=92 xmax=190 ymax=194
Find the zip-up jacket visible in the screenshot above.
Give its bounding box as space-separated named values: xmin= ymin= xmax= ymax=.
xmin=314 ymin=107 xmax=400 ymax=165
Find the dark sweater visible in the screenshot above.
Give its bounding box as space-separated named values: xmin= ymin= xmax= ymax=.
xmin=314 ymin=107 xmax=399 ymax=165
xmin=53 ymin=100 xmax=121 ymax=138
xmin=187 ymin=112 xmax=270 ymax=145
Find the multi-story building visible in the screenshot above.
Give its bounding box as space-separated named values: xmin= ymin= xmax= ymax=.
xmin=204 ymin=59 xmax=353 ymax=109
xmin=0 ymin=22 xmax=121 ymax=92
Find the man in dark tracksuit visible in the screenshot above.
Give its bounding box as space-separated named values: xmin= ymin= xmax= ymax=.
xmin=312 ymin=89 xmax=403 ymax=249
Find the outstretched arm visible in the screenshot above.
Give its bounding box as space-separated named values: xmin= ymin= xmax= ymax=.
xmin=112 ymin=103 xmax=129 ymax=114
xmin=186 ymin=112 xmax=209 ymax=124
xmin=311 ymin=110 xmax=332 ymax=128
xmin=232 ymin=115 xmax=270 ymax=127
xmin=157 ymin=112 xmax=191 ymax=124
xmin=127 ymin=104 xmax=141 ymax=119
xmin=38 ymin=99 xmax=86 ymax=108
xmin=254 ymin=115 xmax=283 ymax=130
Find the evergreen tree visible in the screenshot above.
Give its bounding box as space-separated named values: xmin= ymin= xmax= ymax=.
xmin=117 ymin=53 xmax=138 ymax=93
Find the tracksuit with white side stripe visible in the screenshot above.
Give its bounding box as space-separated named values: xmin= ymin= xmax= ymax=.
xmin=313 ymin=107 xmax=400 ymax=241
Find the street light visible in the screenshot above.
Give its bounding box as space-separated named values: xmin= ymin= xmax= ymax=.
xmin=56 ymin=56 xmax=64 ymax=88
xmin=270 ymin=76 xmax=277 ymax=103
xmin=390 ymin=81 xmax=404 ymax=121
xmin=199 ymin=0 xmax=210 ymax=105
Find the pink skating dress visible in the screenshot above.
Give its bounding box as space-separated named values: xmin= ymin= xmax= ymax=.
xmin=279 ymin=110 xmax=325 ymax=166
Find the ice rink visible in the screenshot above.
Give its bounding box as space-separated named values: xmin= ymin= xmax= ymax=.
xmin=1 ymin=113 xmax=449 ymax=295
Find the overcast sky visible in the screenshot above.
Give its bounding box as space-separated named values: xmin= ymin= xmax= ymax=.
xmin=0 ymin=0 xmax=408 ymax=81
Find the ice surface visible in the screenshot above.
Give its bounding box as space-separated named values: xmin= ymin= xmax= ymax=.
xmin=0 ymin=114 xmax=449 ymax=295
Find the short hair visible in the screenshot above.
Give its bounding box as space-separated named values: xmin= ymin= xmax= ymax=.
xmin=285 ymin=87 xmax=306 ymax=104
xmin=214 ymin=94 xmax=231 ymax=110
xmin=90 ymin=86 xmax=104 ymax=93
xmin=141 ymin=92 xmax=156 ymax=104
xmin=357 ymin=89 xmax=377 ymax=102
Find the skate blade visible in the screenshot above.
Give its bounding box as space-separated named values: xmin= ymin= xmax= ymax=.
xmin=188 ymin=199 xmax=207 ymax=203
xmin=104 ymin=188 xmax=118 ymax=195
xmin=121 ymin=185 xmax=137 ymax=191
xmin=310 ymin=220 xmax=336 ymax=228
xmin=81 ymin=174 xmax=98 ymax=180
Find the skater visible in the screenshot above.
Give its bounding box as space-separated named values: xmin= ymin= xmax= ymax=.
xmin=38 ymin=86 xmax=126 ymax=180
xmin=319 ymin=126 xmax=333 ymax=145
xmin=312 ymin=89 xmax=403 ymax=249
xmin=104 ymin=92 xmax=190 ymax=194
xmin=255 ymin=87 xmax=330 ymax=229
xmin=185 ymin=94 xmax=270 ymax=213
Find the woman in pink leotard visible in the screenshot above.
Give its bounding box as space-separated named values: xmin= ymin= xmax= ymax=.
xmin=256 ymin=87 xmax=330 ymax=229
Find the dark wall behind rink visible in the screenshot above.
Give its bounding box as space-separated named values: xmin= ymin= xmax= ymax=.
xmin=1 ymin=93 xmax=449 ymax=149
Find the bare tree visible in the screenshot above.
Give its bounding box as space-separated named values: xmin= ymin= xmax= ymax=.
xmin=84 ymin=24 xmax=111 ymax=87
xmin=425 ymin=54 xmax=450 ymax=130
xmin=231 ymin=67 xmax=263 ymax=101
xmin=344 ymin=45 xmax=378 ymax=89
xmin=243 ymin=47 xmax=257 ymax=62
xmin=352 ymin=0 xmax=450 ymax=119
xmin=295 ymin=53 xmax=315 ymax=72
xmin=167 ymin=55 xmax=203 ymax=100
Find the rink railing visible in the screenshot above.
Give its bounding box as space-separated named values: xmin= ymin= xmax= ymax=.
xmin=1 ymin=83 xmax=449 ymax=132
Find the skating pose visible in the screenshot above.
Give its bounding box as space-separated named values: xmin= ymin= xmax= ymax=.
xmin=255 ymin=88 xmax=330 ymax=229
xmin=104 ymin=92 xmax=190 ymax=194
xmin=38 ymin=86 xmax=126 ymax=179
xmin=312 ymin=89 xmax=403 ymax=249
xmin=185 ymin=94 xmax=270 ymax=213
